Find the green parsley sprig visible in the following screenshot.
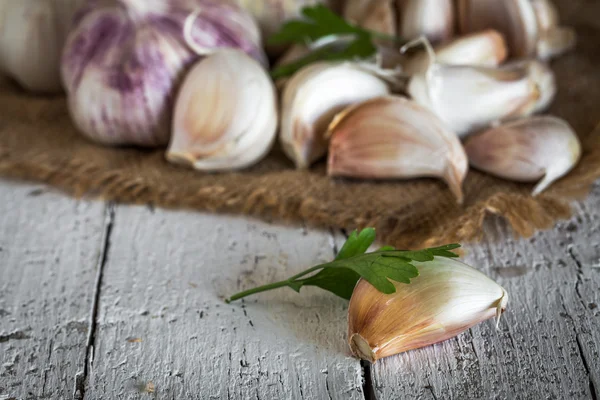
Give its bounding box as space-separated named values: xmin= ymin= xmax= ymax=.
xmin=225 ymin=228 xmax=460 ymax=303
xmin=269 ymin=5 xmax=402 ymax=79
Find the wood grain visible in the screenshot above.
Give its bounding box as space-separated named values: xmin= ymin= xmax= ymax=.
xmin=0 ymin=182 xmax=107 ymax=399
xmin=85 ymin=206 xmax=364 ymax=399
xmin=371 ymin=184 xmax=600 ymax=400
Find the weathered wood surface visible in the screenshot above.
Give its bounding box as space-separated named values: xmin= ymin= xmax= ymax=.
xmin=371 ymin=184 xmax=600 ymax=400
xmin=0 ymin=182 xmax=108 ymax=399
xmin=85 ymin=207 xmax=364 ymax=399
xmin=0 ymin=179 xmax=598 ymax=400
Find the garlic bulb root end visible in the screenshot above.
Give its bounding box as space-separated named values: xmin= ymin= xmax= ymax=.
xmin=349 ymin=333 xmax=377 ymax=363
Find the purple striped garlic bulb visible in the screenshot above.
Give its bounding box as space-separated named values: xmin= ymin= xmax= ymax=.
xmin=61 ymin=0 xmax=266 ymax=147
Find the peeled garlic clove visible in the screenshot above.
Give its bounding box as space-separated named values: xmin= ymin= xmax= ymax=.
xmin=397 ymin=0 xmax=454 ymax=44
xmin=465 ymin=116 xmax=581 ymax=195
xmin=62 ymin=0 xmax=265 ymax=147
xmin=327 ymin=96 xmax=468 ymax=203
xmin=402 ymin=30 xmax=508 ymax=76
xmin=348 ymin=257 xmax=508 ymax=362
xmin=458 ymin=0 xmax=539 ymax=58
xmin=280 ymin=62 xmax=390 ymax=169
xmin=167 ymin=49 xmax=277 ymax=171
xmin=407 ymin=53 xmax=540 ymax=137
xmin=344 ymin=0 xmax=397 ymax=36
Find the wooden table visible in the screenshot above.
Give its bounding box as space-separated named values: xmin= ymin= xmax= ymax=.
xmin=0 ymin=179 xmax=598 ymax=400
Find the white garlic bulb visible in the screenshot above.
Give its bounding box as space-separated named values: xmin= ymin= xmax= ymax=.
xmin=0 ymin=0 xmax=84 ymax=93
xmin=61 ymin=0 xmax=265 ymax=147
xmin=327 ymin=96 xmax=468 ymax=203
xmin=280 ymin=62 xmax=390 ymax=169
xmin=464 ymin=116 xmax=581 ymax=195
xmin=348 ymin=256 xmax=508 ymax=362
xmin=167 ymin=49 xmax=278 ymax=171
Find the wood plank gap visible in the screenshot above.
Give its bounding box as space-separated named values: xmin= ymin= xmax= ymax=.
xmin=74 ymin=203 xmax=115 ymax=400
xmin=360 ymin=360 xmax=375 ymax=400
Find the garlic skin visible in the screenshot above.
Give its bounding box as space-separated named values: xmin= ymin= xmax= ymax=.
xmin=327 ymin=96 xmax=468 ymax=203
xmin=407 ymin=46 xmax=541 ymax=138
xmin=344 ymin=0 xmax=397 ymax=35
xmin=0 ymin=0 xmax=84 ymax=93
xmin=61 ymin=0 xmax=265 ymax=147
xmin=348 ymin=257 xmax=508 ymax=362
xmin=402 ymin=30 xmax=508 ymax=76
xmin=458 ymin=0 xmax=539 ymax=58
xmin=167 ymin=49 xmax=277 ymax=171
xmin=280 ymin=62 xmax=390 ymax=169
xmin=397 ymin=0 xmax=454 ymax=44
xmin=465 ymin=116 xmax=581 ymax=196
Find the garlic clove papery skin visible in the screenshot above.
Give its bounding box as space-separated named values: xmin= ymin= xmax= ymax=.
xmin=464 ymin=116 xmax=581 ymax=196
xmin=280 ymin=62 xmax=390 ymax=169
xmin=344 ymin=0 xmax=397 ymax=36
xmin=407 ymin=55 xmax=541 ymax=138
xmin=401 ymin=30 xmax=508 ymax=76
xmin=61 ymin=0 xmax=266 ymax=147
xmin=327 ymin=96 xmax=468 ymax=203
xmin=167 ymin=49 xmax=277 ymax=171
xmin=458 ymin=0 xmax=539 ymax=58
xmin=348 ymin=257 xmax=508 ymax=362
xmin=0 ymin=0 xmax=84 ymax=93
xmin=396 ymin=0 xmax=454 ymax=44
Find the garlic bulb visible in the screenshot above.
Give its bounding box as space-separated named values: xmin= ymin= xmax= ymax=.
xmin=401 ymin=30 xmax=508 ymax=76
xmin=406 ymin=41 xmax=541 ymax=138
xmin=280 ymin=62 xmax=390 ymax=169
xmin=344 ymin=0 xmax=397 ymax=35
xmin=0 ymin=0 xmax=84 ymax=93
xmin=348 ymin=257 xmax=508 ymax=362
xmin=464 ymin=116 xmax=581 ymax=196
xmin=327 ymin=96 xmax=468 ymax=203
xmin=61 ymin=0 xmax=265 ymax=147
xmin=167 ymin=49 xmax=277 ymax=171
xmin=397 ymin=0 xmax=454 ymax=44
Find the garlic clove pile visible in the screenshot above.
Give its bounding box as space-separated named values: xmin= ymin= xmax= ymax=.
xmin=464 ymin=116 xmax=581 ymax=195
xmin=406 ymin=43 xmax=544 ymax=138
xmin=397 ymin=0 xmax=454 ymax=44
xmin=401 ymin=30 xmax=508 ymax=76
xmin=167 ymin=49 xmax=278 ymax=171
xmin=327 ymin=96 xmax=468 ymax=203
xmin=61 ymin=0 xmax=266 ymax=147
xmin=457 ymin=0 xmax=539 ymax=58
xmin=280 ymin=62 xmax=390 ymax=169
xmin=344 ymin=0 xmax=397 ymax=36
xmin=348 ymin=257 xmax=508 ymax=362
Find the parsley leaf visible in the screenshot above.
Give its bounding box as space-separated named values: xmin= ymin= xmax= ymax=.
xmin=225 ymin=228 xmax=462 ymax=303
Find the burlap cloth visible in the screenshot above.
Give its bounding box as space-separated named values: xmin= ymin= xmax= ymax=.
xmin=1 ymin=0 xmax=599 ymax=249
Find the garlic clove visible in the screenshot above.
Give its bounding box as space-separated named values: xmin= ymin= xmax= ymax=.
xmin=344 ymin=0 xmax=397 ymax=36
xmin=348 ymin=257 xmax=508 ymax=362
xmin=401 ymin=30 xmax=508 ymax=76
xmin=167 ymin=49 xmax=278 ymax=171
xmin=407 ymin=47 xmax=541 ymax=137
xmin=515 ymin=60 xmax=556 ymax=114
xmin=457 ymin=0 xmax=539 ymax=58
xmin=464 ymin=116 xmax=581 ymax=195
xmin=280 ymin=62 xmax=390 ymax=169
xmin=532 ymin=0 xmax=559 ymax=32
xmin=327 ymin=96 xmax=468 ymax=203
xmin=396 ymin=0 xmax=454 ymax=44
xmin=537 ymin=26 xmax=577 ymax=61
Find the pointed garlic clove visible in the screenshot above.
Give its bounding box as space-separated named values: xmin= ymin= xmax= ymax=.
xmin=327 ymin=96 xmax=468 ymax=203
xmin=348 ymin=257 xmax=508 ymax=362
xmin=458 ymin=0 xmax=539 ymax=58
xmin=407 ymin=48 xmax=541 ymax=137
xmin=344 ymin=0 xmax=397 ymax=36
xmin=397 ymin=0 xmax=454 ymax=44
xmin=532 ymin=0 xmax=576 ymax=60
xmin=167 ymin=49 xmax=277 ymax=171
xmin=465 ymin=116 xmax=581 ymax=195
xmin=280 ymin=62 xmax=390 ymax=169
xmin=518 ymin=60 xmax=556 ymax=114
xmin=402 ymin=30 xmax=508 ymax=76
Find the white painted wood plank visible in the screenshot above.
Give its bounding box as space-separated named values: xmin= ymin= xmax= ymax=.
xmin=371 ymin=186 xmax=600 ymax=400
xmin=0 ymin=181 xmax=107 ymax=399
xmin=86 ymin=208 xmax=364 ymax=399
